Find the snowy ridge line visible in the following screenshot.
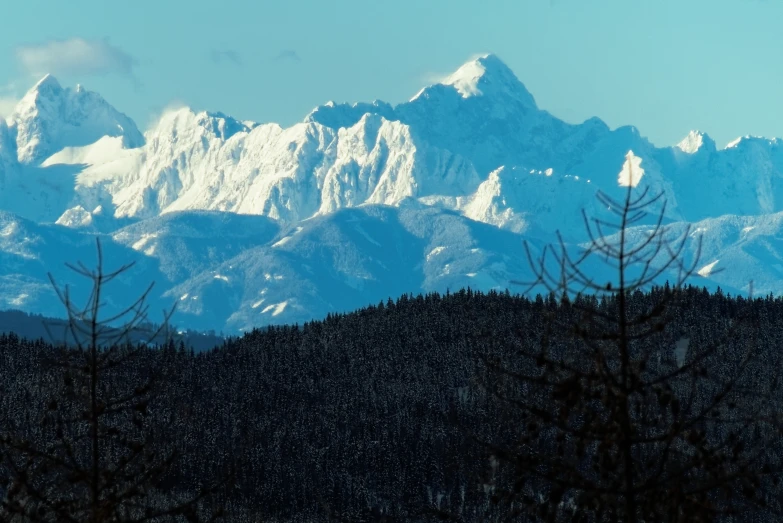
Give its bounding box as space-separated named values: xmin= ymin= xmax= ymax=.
xmin=0 ymin=53 xmax=781 ymax=333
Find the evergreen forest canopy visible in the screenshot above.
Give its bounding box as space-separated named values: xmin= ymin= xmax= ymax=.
xmin=0 ymin=286 xmax=782 ymax=521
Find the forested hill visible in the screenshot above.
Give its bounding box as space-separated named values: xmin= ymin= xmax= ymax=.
xmin=0 ymin=286 xmax=781 ymax=521
xmin=0 ymin=307 xmax=229 ymax=352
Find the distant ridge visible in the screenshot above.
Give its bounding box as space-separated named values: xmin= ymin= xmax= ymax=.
xmin=0 ymin=54 xmax=779 ymax=333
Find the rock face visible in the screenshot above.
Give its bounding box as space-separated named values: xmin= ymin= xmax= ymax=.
xmin=5 ymin=54 xmax=783 ymax=230
xmin=0 ymin=54 xmax=782 ymax=333
xmin=5 ymin=75 xmax=143 ymax=166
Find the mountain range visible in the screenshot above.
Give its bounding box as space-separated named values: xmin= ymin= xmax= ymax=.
xmin=0 ymin=53 xmax=780 ymax=335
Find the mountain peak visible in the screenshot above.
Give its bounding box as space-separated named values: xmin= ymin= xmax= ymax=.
xmin=7 ymin=76 xmax=143 ymax=165
xmin=437 ymin=53 xmax=537 ymax=108
xmin=31 ymin=73 xmax=62 ymax=91
xmin=12 ymin=74 xmax=65 ymax=114
xmin=148 ymin=107 xmax=256 ymax=142
xmin=676 ymin=130 xmax=716 ymax=154
xmin=304 ymin=100 xmax=396 ymax=129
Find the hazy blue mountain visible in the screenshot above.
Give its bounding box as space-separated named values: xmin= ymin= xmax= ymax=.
xmin=0 ymin=54 xmax=774 ymax=333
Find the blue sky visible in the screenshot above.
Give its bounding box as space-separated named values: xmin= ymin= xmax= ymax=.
xmin=1 ymin=0 xmax=781 ymax=148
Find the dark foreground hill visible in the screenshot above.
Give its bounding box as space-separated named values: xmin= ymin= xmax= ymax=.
xmin=0 ymin=287 xmax=781 ymax=521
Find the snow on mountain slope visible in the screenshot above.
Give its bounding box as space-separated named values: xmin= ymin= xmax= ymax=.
xmin=655 ymin=135 xmax=783 ymax=222
xmin=305 ymin=100 xmax=396 ymax=129
xmin=5 ymin=54 xmax=783 ymax=234
xmin=160 ymin=202 xmax=743 ymax=333
xmin=5 ymin=54 xmax=781 ymax=235
xmin=162 ymin=204 xmax=540 ymax=332
xmin=111 ymin=210 xmax=279 ymax=282
xmin=0 ymin=120 xmax=16 ymax=186
xmin=55 ymin=205 xmax=95 ymax=228
xmin=459 ymin=166 xmax=600 ymax=238
xmin=1 ymin=55 xmax=618 ymax=233
xmin=0 ymin=200 xmax=747 ymax=334
xmin=44 ymin=135 xmax=129 ymax=166
xmin=307 ymin=55 xmax=679 ymax=223
xmin=5 ymin=75 xmax=143 ymax=166
xmin=6 ymin=54 xmax=783 ymax=334
xmin=604 ymin=210 xmax=783 ymax=298
xmin=441 ymin=53 xmax=538 ymax=104
xmin=396 ymin=54 xmax=605 ymax=179
xmin=677 ymin=130 xmax=714 ymax=154
xmin=64 ymin=108 xmax=481 ymax=227
xmin=0 ymin=210 xmax=171 ymax=326
xmin=0 ymin=162 xmax=83 ymax=224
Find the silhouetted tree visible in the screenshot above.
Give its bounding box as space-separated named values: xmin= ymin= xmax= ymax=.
xmin=0 ymin=237 xmax=226 ymax=522
xmin=470 ymin=152 xmax=783 ymax=522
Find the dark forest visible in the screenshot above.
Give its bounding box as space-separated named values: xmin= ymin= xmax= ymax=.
xmin=0 ymin=285 xmax=782 ymax=521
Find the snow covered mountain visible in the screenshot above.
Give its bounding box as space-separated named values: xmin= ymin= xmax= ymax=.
xmin=0 ymin=53 xmax=781 ymax=333
xmin=5 ymin=74 xmax=143 ymax=166
xmin=0 ymin=210 xmax=170 ymax=328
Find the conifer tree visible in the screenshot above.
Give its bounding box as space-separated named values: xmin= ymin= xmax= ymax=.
xmin=0 ymin=237 xmax=226 ymax=522
xmin=464 ymin=152 xmax=783 ymax=522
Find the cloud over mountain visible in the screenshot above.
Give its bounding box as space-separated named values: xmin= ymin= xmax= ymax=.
xmin=0 ymin=97 xmax=18 ymax=119
xmin=15 ymin=38 xmax=137 ymax=78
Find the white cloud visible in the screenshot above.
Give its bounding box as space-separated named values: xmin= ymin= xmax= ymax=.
xmin=15 ymin=38 xmax=137 ymax=78
xmin=420 ymin=71 xmax=448 ymax=85
xmin=0 ymin=96 xmax=19 ymax=119
xmin=420 ymin=53 xmax=492 ymax=86
xmin=143 ymin=100 xmax=190 ymax=131
xmin=0 ymin=83 xmax=20 ymax=119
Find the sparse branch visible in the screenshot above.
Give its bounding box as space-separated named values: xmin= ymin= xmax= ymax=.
xmin=469 ymin=151 xmax=783 ymax=522
xmin=0 ymin=236 xmax=225 ymax=522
